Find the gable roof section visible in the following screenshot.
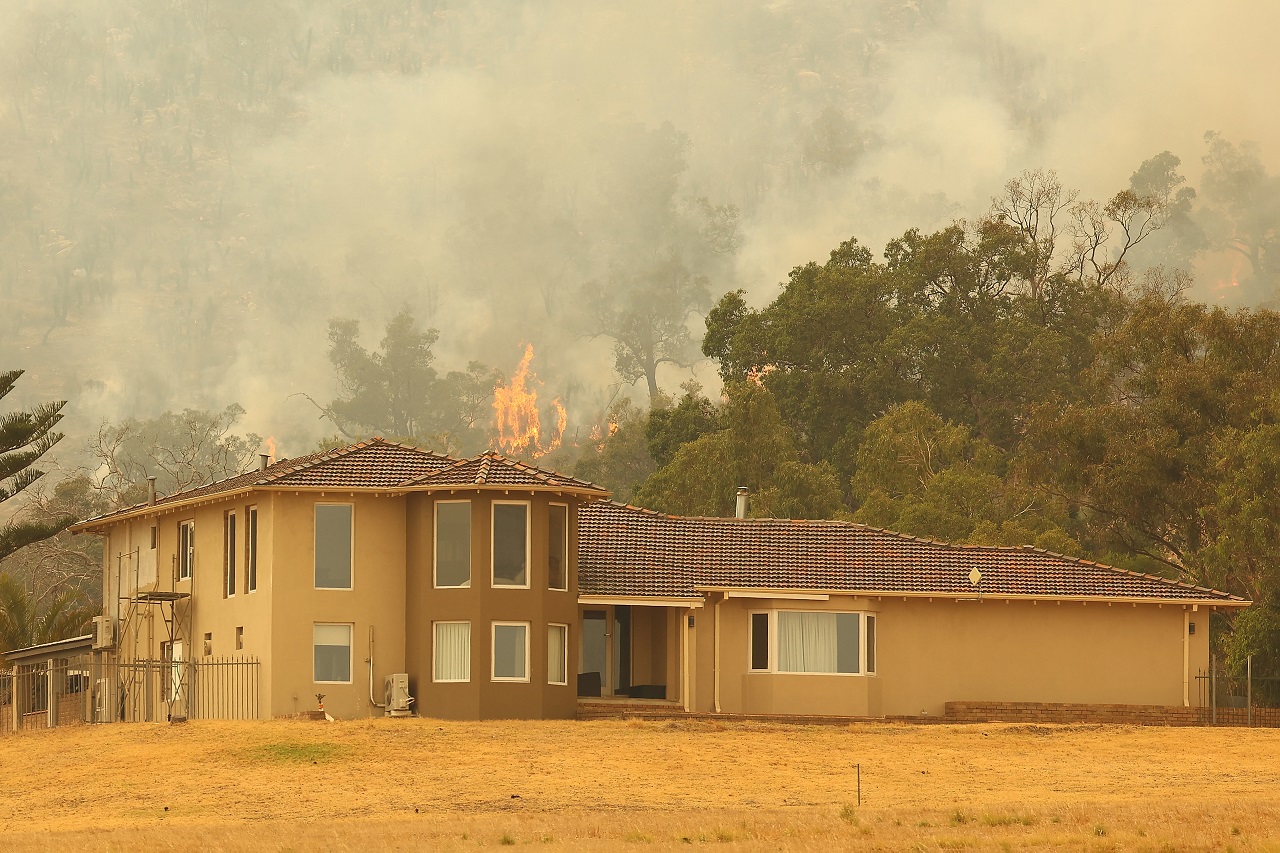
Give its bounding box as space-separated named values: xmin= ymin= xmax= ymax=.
xmin=403 ymin=451 xmax=609 ymax=495
xmin=70 ymin=439 xmax=455 ymax=530
xmin=576 ymin=501 xmax=1246 ymax=604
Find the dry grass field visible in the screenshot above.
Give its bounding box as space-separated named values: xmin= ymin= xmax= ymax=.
xmin=1 ymin=718 xmax=1278 ymax=851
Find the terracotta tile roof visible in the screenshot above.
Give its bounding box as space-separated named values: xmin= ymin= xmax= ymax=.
xmin=266 ymin=439 xmax=455 ymax=488
xmin=576 ymin=501 xmax=1246 ymax=604
xmin=71 ymin=439 xmax=455 ymax=529
xmin=404 ymin=451 xmax=610 ymax=494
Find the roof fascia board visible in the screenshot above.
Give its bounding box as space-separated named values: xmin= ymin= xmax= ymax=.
xmin=4 ymin=634 xmax=94 ymax=661
xmin=578 ymin=595 xmax=705 ymax=609
xmin=70 ymin=487 xmax=260 ymax=533
xmin=723 ymin=590 xmax=830 ymax=601
xmin=693 ymin=586 xmax=1249 ymax=607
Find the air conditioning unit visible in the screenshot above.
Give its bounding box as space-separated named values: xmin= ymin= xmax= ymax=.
xmin=384 ymin=672 xmax=414 ymax=717
xmin=92 ymin=615 xmax=115 ymax=650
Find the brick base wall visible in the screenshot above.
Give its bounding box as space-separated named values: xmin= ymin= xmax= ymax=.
xmin=944 ymin=700 xmax=1280 ymax=728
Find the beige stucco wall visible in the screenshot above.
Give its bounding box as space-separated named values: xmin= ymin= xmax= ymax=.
xmin=405 ymin=491 xmax=580 ymax=720
xmin=698 ymin=594 xmax=1212 ymax=718
xmin=268 ymin=491 xmax=408 ymax=720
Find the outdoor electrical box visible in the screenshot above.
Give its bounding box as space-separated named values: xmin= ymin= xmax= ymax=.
xmin=384 ymin=673 xmax=413 ymax=717
xmin=92 ymin=615 xmax=115 ymax=650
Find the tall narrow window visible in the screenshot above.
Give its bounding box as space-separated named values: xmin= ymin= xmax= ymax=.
xmin=314 ymin=504 xmax=353 ymax=589
xmin=777 ymin=611 xmax=861 ymax=674
xmin=548 ymin=504 xmax=568 ymax=591
xmin=433 ymin=622 xmax=471 ymax=682
xmin=224 ymin=510 xmax=237 ymax=597
xmin=865 ymin=615 xmax=876 ymax=675
xmin=313 ymin=623 xmax=352 ymax=683
xmin=492 ymin=622 xmax=529 ymax=681
xmin=178 ymin=520 xmax=195 ymax=581
xmin=492 ymin=503 xmax=529 ymax=587
xmin=435 ymin=501 xmax=471 ymax=588
xmin=150 ymin=525 xmax=157 ymax=550
xmin=750 ymin=612 xmax=770 ymax=671
xmin=548 ymin=624 xmax=568 ymax=685
xmin=245 ymin=506 xmax=258 ymax=593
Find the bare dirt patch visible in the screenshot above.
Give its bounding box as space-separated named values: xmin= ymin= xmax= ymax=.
xmin=1 ymin=718 xmax=1278 ymax=850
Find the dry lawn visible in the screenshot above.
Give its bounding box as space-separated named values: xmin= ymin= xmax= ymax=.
xmin=1 ymin=717 xmax=1278 ymax=851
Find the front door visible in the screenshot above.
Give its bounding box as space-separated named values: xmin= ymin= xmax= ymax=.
xmin=579 ymin=610 xmax=607 ymax=696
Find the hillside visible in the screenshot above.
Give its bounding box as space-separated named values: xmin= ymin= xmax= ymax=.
xmin=1 ymin=717 xmax=1277 ymax=850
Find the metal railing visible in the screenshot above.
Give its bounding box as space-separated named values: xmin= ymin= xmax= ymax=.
xmin=1195 ymin=655 xmax=1280 ymax=727
xmin=0 ymin=654 xmax=260 ymax=733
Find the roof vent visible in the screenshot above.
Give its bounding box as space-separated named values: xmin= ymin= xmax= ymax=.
xmin=735 ymin=486 xmax=749 ymax=519
xmin=259 ymin=453 xmax=270 ymax=471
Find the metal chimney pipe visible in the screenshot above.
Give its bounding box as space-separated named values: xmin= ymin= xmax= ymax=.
xmin=146 ymin=476 xmax=157 ymax=506
xmin=259 ymin=453 xmax=270 ymax=471
xmin=735 ymin=486 xmax=749 ymax=519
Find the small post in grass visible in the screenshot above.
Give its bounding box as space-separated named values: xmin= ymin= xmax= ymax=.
xmin=857 ymin=763 xmax=861 ymax=807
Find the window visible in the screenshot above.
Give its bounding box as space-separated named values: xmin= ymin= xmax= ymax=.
xmin=749 ymin=612 xmax=770 ymax=671
xmin=548 ymin=504 xmax=568 ymax=591
xmin=492 ymin=502 xmax=529 ymax=587
xmin=434 ymin=501 xmax=471 ymax=588
xmin=433 ymin=622 xmax=471 ymax=682
xmin=313 ymin=623 xmax=352 ymax=683
xmin=178 ymin=520 xmax=194 ymax=581
xmin=491 ymin=622 xmax=529 ymax=682
xmin=203 ymin=633 xmax=212 ymax=657
xmin=245 ymin=506 xmax=258 ymax=593
xmin=314 ymin=504 xmax=353 ymax=589
xmin=236 ymin=626 xmax=244 ymax=651
xmin=150 ymin=525 xmax=157 ymax=550
xmin=866 ymin=615 xmax=876 ymax=675
xmin=778 ymin=611 xmax=860 ymax=674
xmin=224 ymin=510 xmax=237 ymax=597
xmin=548 ymin=624 xmax=568 ymax=685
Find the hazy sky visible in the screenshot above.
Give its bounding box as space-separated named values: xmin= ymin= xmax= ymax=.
xmin=2 ymin=0 xmax=1276 ymax=456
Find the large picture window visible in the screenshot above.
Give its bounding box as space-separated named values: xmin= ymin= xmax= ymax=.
xmin=492 ymin=502 xmax=529 ymax=588
xmin=435 ymin=501 xmax=471 ymax=588
xmin=315 ymin=504 xmax=353 ymax=589
xmin=178 ymin=520 xmax=194 ymax=581
xmin=491 ymin=622 xmax=529 ymax=682
xmin=749 ymin=611 xmax=874 ymax=676
xmin=313 ymin=623 xmax=352 ymax=683
xmin=548 ymin=504 xmax=568 ymax=591
xmin=433 ymin=622 xmax=471 ymax=682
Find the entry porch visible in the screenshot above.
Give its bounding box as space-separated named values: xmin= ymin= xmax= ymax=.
xmin=575 ymin=597 xmax=702 ymax=710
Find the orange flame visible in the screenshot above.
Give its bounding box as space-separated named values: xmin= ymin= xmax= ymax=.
xmin=493 ymin=344 xmax=565 ymax=458
xmin=265 ymin=435 xmax=278 ymax=462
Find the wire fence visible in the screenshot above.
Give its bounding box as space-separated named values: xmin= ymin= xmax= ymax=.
xmin=0 ymin=654 xmax=260 ymax=734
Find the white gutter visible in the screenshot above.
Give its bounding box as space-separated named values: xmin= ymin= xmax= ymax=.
xmin=694 ymin=586 xmax=1249 ymax=608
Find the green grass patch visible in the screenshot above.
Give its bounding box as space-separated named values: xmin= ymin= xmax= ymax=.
xmin=244 ymin=741 xmax=349 ymax=764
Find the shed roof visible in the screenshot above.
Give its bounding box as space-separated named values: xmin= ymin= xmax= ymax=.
xmin=576 ymin=501 xmax=1246 ymax=605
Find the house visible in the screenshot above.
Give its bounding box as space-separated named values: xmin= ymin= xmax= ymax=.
xmin=60 ymin=438 xmax=1247 ymax=724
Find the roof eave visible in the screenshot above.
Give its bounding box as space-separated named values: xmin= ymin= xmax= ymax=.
xmin=692 ymin=586 xmax=1250 ymax=607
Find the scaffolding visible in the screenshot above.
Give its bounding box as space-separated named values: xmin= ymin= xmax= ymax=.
xmin=114 ymin=546 xmax=192 ymax=722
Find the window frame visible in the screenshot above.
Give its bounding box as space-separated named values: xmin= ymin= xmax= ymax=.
xmin=547 ymin=502 xmax=570 ymax=592
xmin=490 ymin=621 xmax=531 ymax=683
xmin=547 ymin=623 xmax=569 ymax=685
xmin=433 ymin=500 xmax=473 ymax=589
xmin=432 ymin=621 xmax=472 ymax=683
xmin=490 ymin=500 xmax=531 ymax=589
xmin=747 ymin=609 xmax=877 ymax=677
xmin=748 ymin=610 xmax=772 ymax=672
xmin=178 ymin=520 xmax=195 ymax=581
xmin=245 ymin=505 xmax=258 ymax=593
xmin=224 ymin=509 xmax=237 ymax=598
xmin=313 ymin=502 xmax=354 ymax=591
xmin=313 ymin=622 xmax=353 ymax=684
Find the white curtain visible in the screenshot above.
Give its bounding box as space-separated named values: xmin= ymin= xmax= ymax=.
xmin=434 ymin=622 xmax=471 ymax=682
xmin=547 ymin=625 xmax=567 ymax=685
xmin=778 ymin=612 xmax=838 ymax=673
